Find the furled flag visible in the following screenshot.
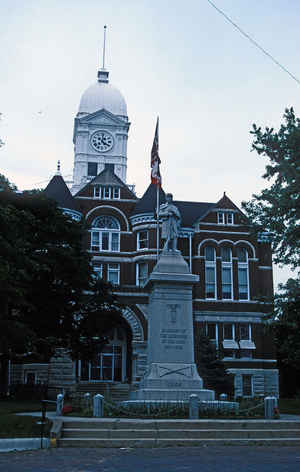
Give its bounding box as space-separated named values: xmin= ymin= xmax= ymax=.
xmin=151 ymin=117 xmax=161 ymax=187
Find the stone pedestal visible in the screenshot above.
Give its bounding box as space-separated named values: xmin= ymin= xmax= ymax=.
xmin=130 ymin=250 xmax=214 ymax=402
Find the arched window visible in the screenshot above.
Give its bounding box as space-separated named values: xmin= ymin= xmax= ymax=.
xmin=237 ymin=247 xmax=249 ymax=300
xmin=221 ymin=246 xmax=232 ymax=299
xmin=204 ymin=246 xmax=216 ymax=299
xmin=90 ymin=215 xmax=120 ymax=252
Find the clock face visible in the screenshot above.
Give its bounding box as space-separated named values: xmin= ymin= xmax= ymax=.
xmin=90 ymin=131 xmax=114 ymax=152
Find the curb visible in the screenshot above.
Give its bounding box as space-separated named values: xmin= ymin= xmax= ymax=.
xmin=0 ymin=438 xmax=50 ymax=453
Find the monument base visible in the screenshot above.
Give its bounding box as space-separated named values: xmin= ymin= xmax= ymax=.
xmin=130 ymin=362 xmax=215 ymax=401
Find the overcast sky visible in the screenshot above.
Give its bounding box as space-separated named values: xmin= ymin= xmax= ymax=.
xmin=1 ymin=0 xmax=299 ymax=288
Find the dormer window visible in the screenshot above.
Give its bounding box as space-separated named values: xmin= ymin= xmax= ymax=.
xmin=218 ymin=211 xmax=234 ymax=225
xmin=93 ymin=186 xmax=121 ymax=200
xmin=113 ymin=187 xmax=120 ymax=199
xmin=103 ymin=186 xmax=111 ymax=199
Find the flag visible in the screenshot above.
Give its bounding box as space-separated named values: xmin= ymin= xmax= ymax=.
xmin=151 ymin=117 xmax=161 ymax=187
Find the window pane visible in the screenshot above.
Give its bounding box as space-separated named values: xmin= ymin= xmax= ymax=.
xmin=138 ymin=231 xmax=148 ymax=249
xmin=93 ymin=216 xmax=119 ymax=229
xmin=108 ymin=263 xmax=120 ymax=285
xmin=207 ymin=323 xmax=216 ymax=340
xmin=102 ymin=232 xmax=109 ymax=250
xmin=227 ymin=212 xmax=234 ymax=224
xmin=93 ymin=265 xmax=103 ymax=279
xmin=113 ymin=187 xmax=120 ymax=199
xmin=240 ymin=324 xmax=249 ymax=340
xmin=224 ymin=324 xmax=233 ymax=339
xmin=222 ymin=267 xmax=231 ymax=283
xmin=218 ymin=212 xmax=225 ymax=224
xmin=221 ymin=247 xmax=231 ymax=262
xmin=205 ymin=246 xmax=215 ymax=261
xmin=104 ymin=187 xmax=110 ymax=199
xmin=242 ymin=375 xmax=252 ymax=396
xmin=88 ymin=162 xmax=97 ymax=176
xmin=237 ymin=247 xmax=247 ymax=262
xmin=206 ymin=267 xmax=215 ymax=283
xmin=111 ymin=233 xmax=119 ymax=251
xmin=94 ymin=186 xmax=101 ymax=198
xmin=205 ymin=267 xmax=215 ymax=298
xmin=238 ymin=268 xmax=248 ymax=299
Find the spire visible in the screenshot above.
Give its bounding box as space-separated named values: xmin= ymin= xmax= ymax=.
xmin=56 ymin=160 xmax=61 ymax=175
xmin=98 ymin=25 xmax=109 ymax=83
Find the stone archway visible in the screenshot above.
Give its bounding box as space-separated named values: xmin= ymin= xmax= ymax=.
xmin=121 ymin=307 xmax=145 ymax=342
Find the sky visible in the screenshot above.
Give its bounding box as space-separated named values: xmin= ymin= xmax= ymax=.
xmin=1 ymin=0 xmax=299 ymax=288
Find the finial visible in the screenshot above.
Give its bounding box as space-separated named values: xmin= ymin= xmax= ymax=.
xmin=223 ymin=191 xmax=226 ymax=197
xmin=56 ymin=160 xmax=61 ymax=175
xmin=102 ymin=25 xmax=107 ymax=69
xmin=98 ymin=25 xmax=109 ymax=83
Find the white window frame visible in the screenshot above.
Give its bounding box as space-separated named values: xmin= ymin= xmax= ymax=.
xmin=240 ymin=323 xmax=251 ymax=341
xmin=93 ymin=264 xmax=103 ymax=279
xmin=93 ymin=186 xmax=101 ymax=198
xmin=90 ymin=216 xmax=120 ymax=253
xmin=108 ymin=263 xmax=120 ymax=285
xmin=137 ymin=230 xmax=149 ymax=250
xmin=217 ymin=212 xmax=225 ymax=224
xmin=204 ymin=246 xmax=216 ymax=300
xmin=113 ymin=187 xmax=120 ymax=199
xmin=136 ymin=262 xmax=148 ymax=286
xmin=237 ymin=248 xmax=250 ymax=300
xmin=223 ymin=323 xmax=235 ymax=340
xmin=103 ymin=186 xmax=111 ymax=199
xmin=217 ymin=211 xmax=234 ymax=225
xmin=221 ymin=247 xmax=233 ymax=300
xmin=91 ymin=231 xmax=120 ymax=252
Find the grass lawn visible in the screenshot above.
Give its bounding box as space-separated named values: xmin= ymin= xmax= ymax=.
xmin=0 ymin=400 xmax=54 ymax=438
xmin=278 ymin=398 xmax=300 ymax=415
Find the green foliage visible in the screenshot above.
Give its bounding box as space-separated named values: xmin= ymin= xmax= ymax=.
xmin=267 ymin=278 xmax=300 ymax=396
xmin=195 ymin=332 xmax=234 ymax=397
xmin=0 ymin=175 xmax=124 ymax=386
xmin=242 ymin=107 xmax=300 ymax=270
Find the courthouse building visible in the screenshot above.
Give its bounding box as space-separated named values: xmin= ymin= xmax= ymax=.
xmin=12 ymin=62 xmax=279 ymax=398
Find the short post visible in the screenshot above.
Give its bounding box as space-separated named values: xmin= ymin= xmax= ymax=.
xmin=93 ymin=394 xmax=104 ymax=418
xmin=219 ymin=393 xmax=228 ymax=401
xmin=56 ymin=393 xmax=64 ymax=416
xmin=84 ymin=392 xmax=91 ymax=410
xmin=189 ymin=394 xmax=199 ymax=419
xmin=264 ymin=396 xmax=278 ymax=419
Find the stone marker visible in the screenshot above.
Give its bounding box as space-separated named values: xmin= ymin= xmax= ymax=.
xmin=93 ymin=394 xmax=104 ymax=417
xmin=84 ymin=392 xmax=91 ymax=410
xmin=56 ymin=393 xmax=64 ymax=416
xmin=130 ymin=250 xmax=214 ymax=402
xmin=189 ymin=394 xmax=199 ymax=419
xmin=264 ymin=396 xmax=278 ymax=419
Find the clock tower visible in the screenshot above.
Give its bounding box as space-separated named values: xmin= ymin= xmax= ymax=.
xmin=71 ymin=66 xmax=130 ymax=195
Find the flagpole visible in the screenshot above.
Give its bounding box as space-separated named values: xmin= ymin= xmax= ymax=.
xmin=156 ymin=185 xmax=160 ymax=259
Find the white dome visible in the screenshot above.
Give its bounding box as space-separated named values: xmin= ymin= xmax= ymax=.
xmin=79 ymin=81 xmax=127 ymax=116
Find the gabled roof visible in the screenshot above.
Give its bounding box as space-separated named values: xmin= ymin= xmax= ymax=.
xmin=215 ymin=192 xmax=242 ymax=212
xmin=174 ymin=201 xmax=215 ymax=227
xmin=74 ymin=165 xmax=137 ymax=199
xmin=44 ymin=174 xmax=78 ymax=211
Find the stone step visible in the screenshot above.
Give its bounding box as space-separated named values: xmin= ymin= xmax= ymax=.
xmin=58 ymin=437 xmax=300 ymax=448
xmin=62 ymin=420 xmax=300 ymax=430
xmin=62 ymin=428 xmax=300 ymax=440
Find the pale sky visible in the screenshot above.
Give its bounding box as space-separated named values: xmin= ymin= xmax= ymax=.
xmin=1 ymin=0 xmax=299 ymax=288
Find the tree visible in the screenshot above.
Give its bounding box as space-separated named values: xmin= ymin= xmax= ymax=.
xmin=195 ymin=332 xmax=234 ymax=397
xmin=267 ymin=278 xmax=300 ymax=397
xmin=242 ymin=109 xmax=300 ymax=396
xmin=242 ymin=107 xmax=300 ymax=270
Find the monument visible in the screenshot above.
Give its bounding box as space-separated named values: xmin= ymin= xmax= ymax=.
xmin=129 ymin=194 xmax=215 ymax=402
